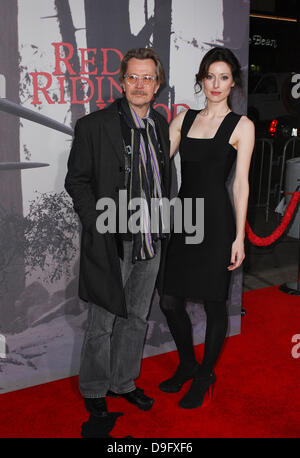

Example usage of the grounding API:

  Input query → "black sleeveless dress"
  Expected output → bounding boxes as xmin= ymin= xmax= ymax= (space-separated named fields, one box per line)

xmin=163 ymin=109 xmax=242 ymax=302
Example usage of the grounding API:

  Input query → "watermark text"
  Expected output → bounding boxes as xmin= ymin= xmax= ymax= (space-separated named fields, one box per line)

xmin=96 ymin=191 xmax=204 ymax=245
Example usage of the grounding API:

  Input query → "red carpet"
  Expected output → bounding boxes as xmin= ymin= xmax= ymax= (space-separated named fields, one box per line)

xmin=0 ymin=286 xmax=299 ymax=438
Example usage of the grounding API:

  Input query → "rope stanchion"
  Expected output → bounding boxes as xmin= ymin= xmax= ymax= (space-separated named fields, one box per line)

xmin=245 ymin=189 xmax=300 ymax=246
xmin=245 ymin=187 xmax=300 ymax=296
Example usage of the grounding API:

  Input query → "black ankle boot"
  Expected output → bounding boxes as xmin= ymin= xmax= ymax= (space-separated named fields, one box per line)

xmin=179 ymin=370 xmax=216 ymax=409
xmin=159 ymin=363 xmax=200 ymax=393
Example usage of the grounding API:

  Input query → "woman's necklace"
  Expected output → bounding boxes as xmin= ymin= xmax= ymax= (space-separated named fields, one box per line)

xmin=201 ymin=107 xmax=230 ymax=117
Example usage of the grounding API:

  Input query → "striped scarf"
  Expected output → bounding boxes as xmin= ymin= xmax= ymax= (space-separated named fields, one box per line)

xmin=119 ymin=97 xmax=163 ymax=262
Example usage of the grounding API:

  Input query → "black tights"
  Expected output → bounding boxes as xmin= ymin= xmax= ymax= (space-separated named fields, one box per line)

xmin=160 ymin=294 xmax=228 ymax=375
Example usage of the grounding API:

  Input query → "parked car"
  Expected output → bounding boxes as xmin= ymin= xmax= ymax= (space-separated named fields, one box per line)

xmin=248 ymin=79 xmax=300 ymax=210
xmin=248 ymin=72 xmax=298 ymax=124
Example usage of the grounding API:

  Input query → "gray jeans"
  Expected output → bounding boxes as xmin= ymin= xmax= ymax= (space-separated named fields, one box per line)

xmin=79 ymin=240 xmax=161 ymax=398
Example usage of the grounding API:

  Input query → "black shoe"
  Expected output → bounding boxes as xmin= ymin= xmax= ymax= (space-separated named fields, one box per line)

xmin=84 ymin=397 xmax=108 ymax=417
xmin=179 ymin=371 xmax=216 ymax=409
xmin=159 ymin=363 xmax=200 ymax=393
xmin=81 ymin=412 xmax=123 ymax=438
xmin=107 ymin=387 xmax=154 ymax=411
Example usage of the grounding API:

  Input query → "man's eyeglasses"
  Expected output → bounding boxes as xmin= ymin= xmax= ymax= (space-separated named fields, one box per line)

xmin=124 ymin=74 xmax=157 ymax=86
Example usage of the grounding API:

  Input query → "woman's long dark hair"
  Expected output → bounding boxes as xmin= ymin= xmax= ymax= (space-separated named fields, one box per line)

xmin=195 ymin=47 xmax=243 ymax=106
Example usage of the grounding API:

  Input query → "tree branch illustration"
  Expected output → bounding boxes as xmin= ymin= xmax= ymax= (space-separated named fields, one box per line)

xmin=0 ymin=191 xmax=80 ymax=294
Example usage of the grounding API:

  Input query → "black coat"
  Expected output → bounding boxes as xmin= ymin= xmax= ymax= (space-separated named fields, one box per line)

xmin=65 ymin=99 xmax=170 ymax=317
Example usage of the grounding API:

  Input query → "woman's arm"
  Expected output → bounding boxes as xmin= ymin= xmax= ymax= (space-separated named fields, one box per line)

xmin=228 ymin=116 xmax=255 ymax=271
xmin=169 ymin=110 xmax=187 ymax=157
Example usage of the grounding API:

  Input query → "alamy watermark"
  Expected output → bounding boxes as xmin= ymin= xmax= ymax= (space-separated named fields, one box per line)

xmin=291 ymin=334 xmax=300 ymax=359
xmin=96 ymin=190 xmax=204 ymax=245
xmin=0 ymin=334 xmax=6 ymax=359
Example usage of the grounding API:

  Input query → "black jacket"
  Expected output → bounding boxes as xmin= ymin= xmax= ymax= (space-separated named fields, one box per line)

xmin=65 ymin=99 xmax=170 ymax=317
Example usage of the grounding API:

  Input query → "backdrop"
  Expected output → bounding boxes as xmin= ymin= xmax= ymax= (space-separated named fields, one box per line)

xmin=0 ymin=0 xmax=250 ymax=393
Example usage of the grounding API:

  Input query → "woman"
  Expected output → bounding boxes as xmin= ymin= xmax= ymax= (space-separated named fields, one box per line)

xmin=159 ymin=47 xmax=254 ymax=409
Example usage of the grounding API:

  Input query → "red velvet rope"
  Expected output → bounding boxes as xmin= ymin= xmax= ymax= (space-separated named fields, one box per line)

xmin=245 ymin=191 xmax=300 ymax=246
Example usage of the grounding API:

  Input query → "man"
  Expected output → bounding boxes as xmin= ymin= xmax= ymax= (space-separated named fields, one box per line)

xmin=65 ymin=48 xmax=170 ymax=418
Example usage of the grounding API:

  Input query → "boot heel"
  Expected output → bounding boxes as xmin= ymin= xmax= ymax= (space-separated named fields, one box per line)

xmin=179 ymin=372 xmax=216 ymax=409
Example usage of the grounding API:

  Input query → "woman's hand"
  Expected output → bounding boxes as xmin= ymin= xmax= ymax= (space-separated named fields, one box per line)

xmin=228 ymin=238 xmax=245 ymax=271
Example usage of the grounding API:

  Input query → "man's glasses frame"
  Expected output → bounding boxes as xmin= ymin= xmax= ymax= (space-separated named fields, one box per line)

xmin=124 ymin=74 xmax=157 ymax=86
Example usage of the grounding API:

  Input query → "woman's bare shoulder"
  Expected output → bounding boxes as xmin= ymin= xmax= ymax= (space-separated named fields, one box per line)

xmin=174 ymin=108 xmax=189 ymax=122
xmin=237 ymin=115 xmax=255 ymax=133
xmin=170 ymin=109 xmax=189 ymax=130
